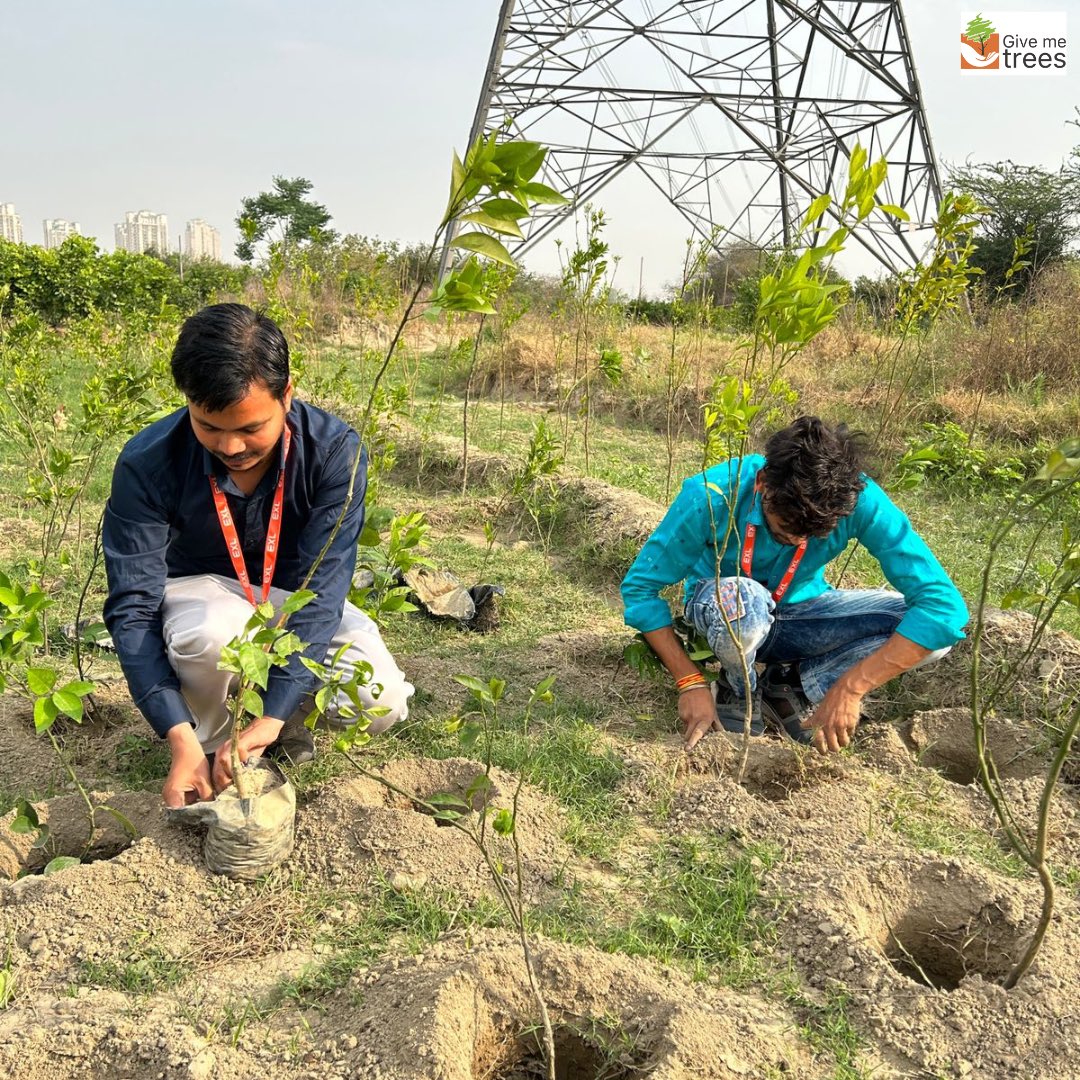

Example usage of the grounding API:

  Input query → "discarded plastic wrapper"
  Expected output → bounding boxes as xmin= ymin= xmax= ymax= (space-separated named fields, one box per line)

xmin=402 ymin=566 xmax=504 ymax=628
xmin=165 ymin=758 xmax=295 ymax=880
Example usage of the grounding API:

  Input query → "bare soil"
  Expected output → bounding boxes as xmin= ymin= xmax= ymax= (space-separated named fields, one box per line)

xmin=1 ymin=603 xmax=1079 ymax=1078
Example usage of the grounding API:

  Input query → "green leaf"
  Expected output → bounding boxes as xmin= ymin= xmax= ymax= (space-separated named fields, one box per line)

xmin=465 ymin=773 xmax=494 ymax=804
xmin=51 ymin=689 xmax=85 ymax=722
xmin=238 ymin=646 xmax=272 ymax=689
xmin=26 ymin=667 xmax=56 ymax=696
xmin=43 ymin=856 xmax=80 ymax=875
xmin=453 ymin=674 xmax=490 ymax=697
xmin=520 ymin=181 xmax=568 ymax=205
xmin=492 ymin=809 xmax=515 ymax=836
xmin=33 ymin=695 xmax=59 ymax=734
xmin=479 ymin=197 xmax=530 ymax=221
xmin=458 ymin=210 xmax=524 ymax=239
xmin=802 ymin=193 xmax=832 ymax=230
xmin=531 ymin=674 xmax=556 ymax=701
xmin=450 ymin=231 xmax=515 ymax=267
xmin=59 ymin=679 xmax=96 ymax=696
xmin=272 ymin=632 xmax=304 ymax=657
xmin=241 ymin=689 xmax=264 ymax=717
xmin=879 ymin=203 xmax=910 ymax=221
xmin=13 ymin=798 xmax=38 ymax=827
xmin=9 ymin=816 xmax=34 ymax=835
xmin=279 ymin=590 xmax=316 ymax=616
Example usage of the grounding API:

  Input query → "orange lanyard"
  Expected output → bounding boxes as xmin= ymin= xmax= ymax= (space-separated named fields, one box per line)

xmin=740 ymin=496 xmax=807 ymax=602
xmin=210 ymin=426 xmax=291 ymax=607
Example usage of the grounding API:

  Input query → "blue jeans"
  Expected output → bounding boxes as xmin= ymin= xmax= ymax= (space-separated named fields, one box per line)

xmin=683 ymin=577 xmax=950 ymax=703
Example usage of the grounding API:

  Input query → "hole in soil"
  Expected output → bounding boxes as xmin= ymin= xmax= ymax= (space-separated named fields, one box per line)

xmin=737 ymin=746 xmax=840 ymax=803
xmin=879 ymin=896 xmax=1017 ymax=990
xmin=20 ymin=836 xmax=132 ymax=876
xmin=908 ymin=710 xmax=1041 ymax=786
xmin=487 ymin=1022 xmax=648 ymax=1080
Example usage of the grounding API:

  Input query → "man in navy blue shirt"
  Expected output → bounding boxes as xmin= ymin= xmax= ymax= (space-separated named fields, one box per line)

xmin=103 ymin=304 xmax=413 ymax=807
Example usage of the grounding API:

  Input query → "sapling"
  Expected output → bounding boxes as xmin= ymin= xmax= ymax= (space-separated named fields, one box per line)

xmin=0 ymin=571 xmax=130 ymax=863
xmin=969 ymin=438 xmax=1080 ymax=988
xmin=335 ymin=672 xmax=560 ymax=1080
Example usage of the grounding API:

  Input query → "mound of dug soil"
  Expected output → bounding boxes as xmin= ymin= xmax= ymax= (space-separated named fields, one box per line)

xmin=292 ymin=757 xmax=573 ymax=903
xmin=0 ymin=932 xmax=824 ymax=1080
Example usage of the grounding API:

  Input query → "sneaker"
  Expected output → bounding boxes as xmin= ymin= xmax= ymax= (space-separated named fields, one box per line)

xmin=760 ymin=663 xmax=814 ymax=745
xmin=712 ymin=670 xmax=764 ymax=736
xmin=265 ymin=722 xmax=316 ymax=766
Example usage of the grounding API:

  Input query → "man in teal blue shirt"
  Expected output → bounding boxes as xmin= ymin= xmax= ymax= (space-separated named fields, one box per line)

xmin=621 ymin=417 xmax=968 ymax=753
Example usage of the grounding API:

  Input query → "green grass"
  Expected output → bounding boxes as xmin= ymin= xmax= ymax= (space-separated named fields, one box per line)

xmin=75 ymin=940 xmax=187 ymax=995
xmin=395 ymin=709 xmax=628 ymax=859
xmin=793 ymin=987 xmax=875 ymax=1080
xmin=112 ymin=733 xmax=172 ymax=789
xmin=879 ymin=772 xmax=1027 ymax=877
xmin=530 ymin=833 xmax=782 ymax=988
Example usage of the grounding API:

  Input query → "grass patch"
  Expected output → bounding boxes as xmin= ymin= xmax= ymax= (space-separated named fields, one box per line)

xmin=879 ymin=774 xmax=1027 ymax=878
xmin=112 ymin=733 xmax=172 ymax=789
xmin=793 ymin=987 xmax=874 ymax=1080
xmin=530 ymin=833 xmax=782 ymax=987
xmin=75 ymin=940 xmax=187 ymax=995
xmin=396 ymin=709 xmax=629 ymax=859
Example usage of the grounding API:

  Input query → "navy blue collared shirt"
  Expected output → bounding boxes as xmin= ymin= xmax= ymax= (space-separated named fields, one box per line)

xmin=103 ymin=399 xmax=365 ymax=738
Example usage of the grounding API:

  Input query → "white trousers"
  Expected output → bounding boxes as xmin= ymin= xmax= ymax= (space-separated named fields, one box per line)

xmin=161 ymin=574 xmax=414 ymax=752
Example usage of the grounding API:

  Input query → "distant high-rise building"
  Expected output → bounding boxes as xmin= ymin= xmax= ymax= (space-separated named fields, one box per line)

xmin=0 ymin=203 xmax=23 ymax=244
xmin=114 ymin=210 xmax=169 ymax=255
xmin=42 ymin=219 xmax=81 ymax=249
xmin=184 ymin=218 xmax=221 ymax=261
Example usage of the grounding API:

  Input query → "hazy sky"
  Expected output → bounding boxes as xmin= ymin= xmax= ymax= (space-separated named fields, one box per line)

xmin=5 ymin=1 xmax=1080 ymax=293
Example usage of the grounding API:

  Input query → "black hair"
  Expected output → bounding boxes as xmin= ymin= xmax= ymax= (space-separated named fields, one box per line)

xmin=759 ymin=416 xmax=868 ymax=537
xmin=171 ymin=303 xmax=290 ymax=412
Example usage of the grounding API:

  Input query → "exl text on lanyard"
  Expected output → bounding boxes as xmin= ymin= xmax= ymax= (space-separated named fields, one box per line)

xmin=210 ymin=425 xmax=292 ymax=607
xmin=740 ymin=488 xmax=807 ymax=602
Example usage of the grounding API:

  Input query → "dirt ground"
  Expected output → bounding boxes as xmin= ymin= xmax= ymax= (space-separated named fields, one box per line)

xmin=2 ymin=512 xmax=1079 ymax=1078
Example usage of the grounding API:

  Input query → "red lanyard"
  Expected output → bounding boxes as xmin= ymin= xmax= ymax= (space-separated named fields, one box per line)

xmin=210 ymin=426 xmax=292 ymax=607
xmin=740 ymin=506 xmax=807 ymax=602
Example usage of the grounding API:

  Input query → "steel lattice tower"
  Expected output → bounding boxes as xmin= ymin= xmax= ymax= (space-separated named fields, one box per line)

xmin=455 ymin=0 xmax=941 ymax=274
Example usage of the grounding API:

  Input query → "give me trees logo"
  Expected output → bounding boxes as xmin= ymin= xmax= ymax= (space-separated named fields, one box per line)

xmin=961 ymin=13 xmax=999 ymax=68
xmin=960 ymin=12 xmax=1068 ymax=74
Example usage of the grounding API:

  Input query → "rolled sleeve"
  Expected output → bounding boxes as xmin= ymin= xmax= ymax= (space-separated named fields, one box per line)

xmin=262 ymin=433 xmax=366 ymax=720
xmin=852 ymin=480 xmax=969 ymax=650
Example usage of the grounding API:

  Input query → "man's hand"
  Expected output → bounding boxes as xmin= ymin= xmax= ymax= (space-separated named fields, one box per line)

xmin=163 ymin=724 xmax=213 ymax=808
xmin=679 ymin=686 xmax=719 ymax=750
xmin=212 ymin=715 xmax=285 ymax=792
xmin=803 ymin=681 xmax=862 ymax=754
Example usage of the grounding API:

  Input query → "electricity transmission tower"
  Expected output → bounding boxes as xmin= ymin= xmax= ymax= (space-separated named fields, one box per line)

xmin=455 ymin=0 xmax=941 ymax=273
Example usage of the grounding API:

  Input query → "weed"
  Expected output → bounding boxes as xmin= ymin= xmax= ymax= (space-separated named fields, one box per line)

xmin=881 ymin=773 xmax=1027 ymax=877
xmin=75 ymin=940 xmax=186 ymax=995
xmin=795 ymin=987 xmax=873 ymax=1080
xmin=113 ymin=732 xmax=171 ymax=788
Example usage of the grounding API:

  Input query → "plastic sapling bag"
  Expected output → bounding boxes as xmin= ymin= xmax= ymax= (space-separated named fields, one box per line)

xmin=166 ymin=758 xmax=295 ymax=880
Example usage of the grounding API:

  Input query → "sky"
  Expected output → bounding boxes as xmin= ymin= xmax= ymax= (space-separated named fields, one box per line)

xmin=4 ymin=0 xmax=1080 ymax=294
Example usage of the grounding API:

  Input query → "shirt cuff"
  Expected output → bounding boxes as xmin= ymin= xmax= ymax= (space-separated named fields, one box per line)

xmin=263 ymin=672 xmax=313 ymax=724
xmin=137 ymin=686 xmax=195 ymax=739
xmin=623 ymin=598 xmax=675 ymax=634
xmin=896 ymin=607 xmax=967 ymax=652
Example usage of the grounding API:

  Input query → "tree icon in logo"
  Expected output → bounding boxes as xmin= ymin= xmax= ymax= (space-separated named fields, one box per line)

xmin=961 ymin=12 xmax=999 ymax=69
xmin=965 ymin=13 xmax=996 ymax=56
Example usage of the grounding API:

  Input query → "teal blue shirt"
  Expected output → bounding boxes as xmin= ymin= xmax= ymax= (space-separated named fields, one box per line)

xmin=620 ymin=455 xmax=968 ymax=651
